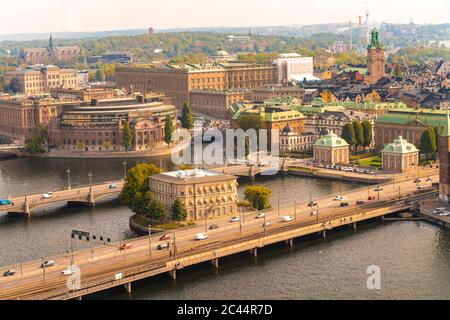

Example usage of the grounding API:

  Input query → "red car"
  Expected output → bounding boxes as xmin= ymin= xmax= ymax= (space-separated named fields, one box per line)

xmin=159 ymin=235 xmax=171 ymax=241
xmin=119 ymin=243 xmax=132 ymax=251
xmin=368 ymin=196 xmax=376 ymax=201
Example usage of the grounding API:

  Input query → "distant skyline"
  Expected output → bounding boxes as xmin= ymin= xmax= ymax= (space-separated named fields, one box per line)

xmin=1 ymin=0 xmax=449 ymax=35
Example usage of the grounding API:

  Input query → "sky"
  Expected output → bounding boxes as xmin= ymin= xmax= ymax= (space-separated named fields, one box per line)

xmin=1 ymin=0 xmax=449 ymax=35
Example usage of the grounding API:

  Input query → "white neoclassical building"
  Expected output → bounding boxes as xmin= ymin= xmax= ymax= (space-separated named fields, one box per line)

xmin=381 ymin=136 xmax=419 ymax=173
xmin=313 ymin=132 xmax=350 ymax=165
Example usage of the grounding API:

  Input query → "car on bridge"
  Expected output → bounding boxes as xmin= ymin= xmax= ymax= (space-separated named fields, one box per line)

xmin=2 ymin=269 xmax=16 ymax=277
xmin=375 ymin=187 xmax=383 ymax=192
xmin=255 ymin=213 xmax=265 ymax=219
xmin=230 ymin=216 xmax=241 ymax=223
xmin=308 ymin=201 xmax=317 ymax=207
xmin=281 ymin=216 xmax=294 ymax=222
xmin=157 ymin=243 xmax=170 ymax=250
xmin=340 ymin=202 xmax=350 ymax=207
xmin=356 ymin=201 xmax=367 ymax=206
xmin=209 ymin=224 xmax=219 ymax=230
xmin=0 ymin=199 xmax=12 ymax=206
xmin=119 ymin=243 xmax=132 ymax=251
xmin=41 ymin=260 xmax=55 ymax=268
xmin=42 ymin=192 xmax=53 ymax=199
xmin=334 ymin=195 xmax=347 ymax=201
xmin=438 ymin=211 xmax=450 ymax=217
xmin=61 ymin=267 xmax=77 ymax=276
xmin=109 ymin=184 xmax=118 ymax=189
xmin=159 ymin=234 xmax=171 ymax=241
xmin=194 ymin=233 xmax=208 ymax=241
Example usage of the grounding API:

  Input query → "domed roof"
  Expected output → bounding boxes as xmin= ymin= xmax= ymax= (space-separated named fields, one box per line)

xmin=314 ymin=132 xmax=349 ymax=148
xmin=215 ymin=45 xmax=229 ymax=57
xmin=382 ymin=136 xmax=419 ymax=154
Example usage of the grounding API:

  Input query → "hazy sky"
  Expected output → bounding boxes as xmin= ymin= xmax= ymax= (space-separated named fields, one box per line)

xmin=1 ymin=0 xmax=449 ymax=34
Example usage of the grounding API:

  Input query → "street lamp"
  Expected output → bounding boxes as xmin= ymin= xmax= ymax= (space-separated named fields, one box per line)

xmin=88 ymin=172 xmax=93 ymax=190
xmin=123 ymin=161 xmax=127 ymax=180
xmin=23 ymin=183 xmax=28 ymax=201
xmin=148 ymin=226 xmax=152 ymax=256
xmin=6 ymin=177 xmax=11 ymax=200
xmin=66 ymin=168 xmax=71 ymax=190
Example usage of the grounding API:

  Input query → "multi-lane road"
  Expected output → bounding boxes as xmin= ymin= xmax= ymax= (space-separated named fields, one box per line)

xmin=0 ymin=175 xmax=438 ymax=299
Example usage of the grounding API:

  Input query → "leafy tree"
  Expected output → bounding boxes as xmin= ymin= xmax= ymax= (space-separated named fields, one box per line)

xmin=171 ymin=199 xmax=188 ymax=224
xmin=181 ymin=102 xmax=194 ymax=130
xmin=120 ymin=163 xmax=161 ymax=208
xmin=144 ymin=198 xmax=168 ymax=222
xmin=393 ymin=64 xmax=403 ymax=79
xmin=352 ymin=121 xmax=364 ymax=151
xmin=164 ymin=115 xmax=174 ymax=146
xmin=341 ymin=124 xmax=356 ymax=150
xmin=419 ymin=128 xmax=437 ymax=161
xmin=244 ymin=186 xmax=272 ymax=210
xmin=433 ymin=127 xmax=441 ymax=153
xmin=95 ymin=69 xmax=105 ymax=82
xmin=8 ymin=78 xmax=20 ymax=93
xmin=236 ymin=114 xmax=266 ymax=131
xmin=361 ymin=121 xmax=373 ymax=151
xmin=24 ymin=125 xmax=47 ymax=154
xmin=122 ymin=121 xmax=132 ymax=151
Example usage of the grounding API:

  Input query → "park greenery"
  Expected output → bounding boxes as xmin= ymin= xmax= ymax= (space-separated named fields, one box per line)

xmin=164 ymin=115 xmax=174 ymax=146
xmin=244 ymin=186 xmax=272 ymax=211
xmin=419 ymin=128 xmax=438 ymax=161
xmin=120 ymin=163 xmax=190 ymax=224
xmin=122 ymin=122 xmax=132 ymax=151
xmin=24 ymin=125 xmax=47 ymax=154
xmin=181 ymin=102 xmax=194 ymax=130
xmin=341 ymin=120 xmax=373 ymax=153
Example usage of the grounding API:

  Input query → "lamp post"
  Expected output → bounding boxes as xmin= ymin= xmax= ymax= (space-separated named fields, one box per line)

xmin=23 ymin=183 xmax=28 ymax=202
xmin=6 ymin=177 xmax=11 ymax=200
xmin=148 ymin=226 xmax=152 ymax=256
xmin=123 ymin=161 xmax=127 ymax=180
xmin=66 ymin=168 xmax=71 ymax=191
xmin=88 ymin=172 xmax=93 ymax=190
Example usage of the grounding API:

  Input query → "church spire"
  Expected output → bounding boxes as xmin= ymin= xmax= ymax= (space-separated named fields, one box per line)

xmin=48 ymin=33 xmax=55 ymax=51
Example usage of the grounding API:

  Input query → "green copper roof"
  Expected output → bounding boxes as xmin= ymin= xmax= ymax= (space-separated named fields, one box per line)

xmin=376 ymin=108 xmax=450 ymax=136
xmin=314 ymin=132 xmax=349 ymax=148
xmin=367 ymin=28 xmax=384 ymax=50
xmin=382 ymin=136 xmax=419 ymax=154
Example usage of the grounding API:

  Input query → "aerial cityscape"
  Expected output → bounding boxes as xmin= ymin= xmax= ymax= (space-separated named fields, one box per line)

xmin=0 ymin=0 xmax=449 ymax=306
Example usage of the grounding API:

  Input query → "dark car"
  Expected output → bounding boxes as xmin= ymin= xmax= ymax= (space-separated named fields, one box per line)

xmin=356 ymin=201 xmax=366 ymax=206
xmin=340 ymin=202 xmax=349 ymax=207
xmin=3 ymin=270 xmax=16 ymax=277
xmin=209 ymin=224 xmax=219 ymax=230
xmin=414 ymin=178 xmax=422 ymax=183
xmin=308 ymin=201 xmax=318 ymax=207
xmin=159 ymin=235 xmax=171 ymax=241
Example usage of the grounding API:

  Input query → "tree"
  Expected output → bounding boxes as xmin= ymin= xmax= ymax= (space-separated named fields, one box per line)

xmin=164 ymin=115 xmax=174 ymax=146
xmin=181 ymin=102 xmax=194 ymax=130
xmin=244 ymin=186 xmax=272 ymax=210
xmin=122 ymin=122 xmax=132 ymax=151
xmin=361 ymin=121 xmax=373 ymax=151
xmin=352 ymin=121 xmax=364 ymax=152
xmin=419 ymin=128 xmax=437 ymax=161
xmin=24 ymin=125 xmax=47 ymax=154
xmin=95 ymin=69 xmax=105 ymax=82
xmin=144 ymin=198 xmax=168 ymax=222
xmin=120 ymin=163 xmax=161 ymax=208
xmin=393 ymin=64 xmax=403 ymax=79
xmin=341 ymin=124 xmax=356 ymax=151
xmin=171 ymin=199 xmax=188 ymax=224
xmin=236 ymin=114 xmax=266 ymax=131
xmin=433 ymin=127 xmax=441 ymax=154
xmin=8 ymin=78 xmax=20 ymax=93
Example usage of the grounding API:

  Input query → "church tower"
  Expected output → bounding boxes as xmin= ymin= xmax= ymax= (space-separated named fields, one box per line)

xmin=439 ymin=110 xmax=450 ymax=202
xmin=365 ymin=29 xmax=385 ymax=85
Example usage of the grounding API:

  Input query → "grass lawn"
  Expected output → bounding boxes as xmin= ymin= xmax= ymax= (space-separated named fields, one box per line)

xmin=358 ymin=156 xmax=382 ymax=167
xmin=132 ymin=215 xmax=196 ymax=230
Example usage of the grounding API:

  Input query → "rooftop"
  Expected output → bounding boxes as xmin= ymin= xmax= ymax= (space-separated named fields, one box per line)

xmin=314 ymin=132 xmax=349 ymax=148
xmin=382 ymin=136 xmax=419 ymax=154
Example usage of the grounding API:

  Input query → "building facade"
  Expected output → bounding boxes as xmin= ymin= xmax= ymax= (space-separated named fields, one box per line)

xmin=273 ymin=53 xmax=314 ymax=84
xmin=439 ymin=114 xmax=450 ymax=202
xmin=48 ymin=93 xmax=177 ymax=152
xmin=280 ymin=125 xmax=314 ymax=153
xmin=313 ymin=132 xmax=350 ymax=165
xmin=149 ymin=169 xmax=238 ymax=221
xmin=381 ymin=136 xmax=419 ymax=173
xmin=4 ymin=65 xmax=78 ymax=96
xmin=250 ymin=86 xmax=305 ymax=102
xmin=189 ymin=89 xmax=246 ymax=118
xmin=20 ymin=34 xmax=81 ymax=65
xmin=365 ymin=29 xmax=386 ymax=85
xmin=0 ymin=95 xmax=79 ymax=140
xmin=116 ymin=62 xmax=277 ymax=107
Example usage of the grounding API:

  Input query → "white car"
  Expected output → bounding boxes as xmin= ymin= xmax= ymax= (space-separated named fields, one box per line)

xmin=439 ymin=211 xmax=450 ymax=217
xmin=255 ymin=213 xmax=265 ymax=219
xmin=281 ymin=216 xmax=294 ymax=223
xmin=61 ymin=267 xmax=77 ymax=275
xmin=375 ymin=187 xmax=384 ymax=192
xmin=41 ymin=260 xmax=55 ymax=268
xmin=194 ymin=233 xmax=208 ymax=241
xmin=230 ymin=216 xmax=241 ymax=223
xmin=334 ymin=195 xmax=347 ymax=201
xmin=262 ymin=222 xmax=272 ymax=228
xmin=42 ymin=192 xmax=53 ymax=199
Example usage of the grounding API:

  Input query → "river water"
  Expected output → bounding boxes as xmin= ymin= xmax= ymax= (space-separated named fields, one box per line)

xmin=0 ymin=157 xmax=449 ymax=300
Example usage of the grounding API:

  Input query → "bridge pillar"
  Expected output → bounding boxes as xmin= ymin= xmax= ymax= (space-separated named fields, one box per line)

xmin=169 ymin=269 xmax=177 ymax=280
xmin=23 ymin=198 xmax=31 ymax=218
xmin=124 ymin=282 xmax=132 ymax=294
xmin=87 ymin=189 xmax=95 ymax=208
xmin=321 ymin=230 xmax=327 ymax=238
xmin=76 ymin=296 xmax=83 ymax=301
xmin=286 ymin=239 xmax=294 ymax=248
xmin=249 ymin=165 xmax=256 ymax=179
xmin=211 ymin=258 xmax=219 ymax=269
xmin=249 ymin=248 xmax=258 ymax=257
xmin=352 ymin=222 xmax=357 ymax=230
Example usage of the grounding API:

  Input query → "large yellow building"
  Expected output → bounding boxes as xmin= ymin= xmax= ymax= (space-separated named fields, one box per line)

xmin=149 ymin=169 xmax=238 ymax=221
